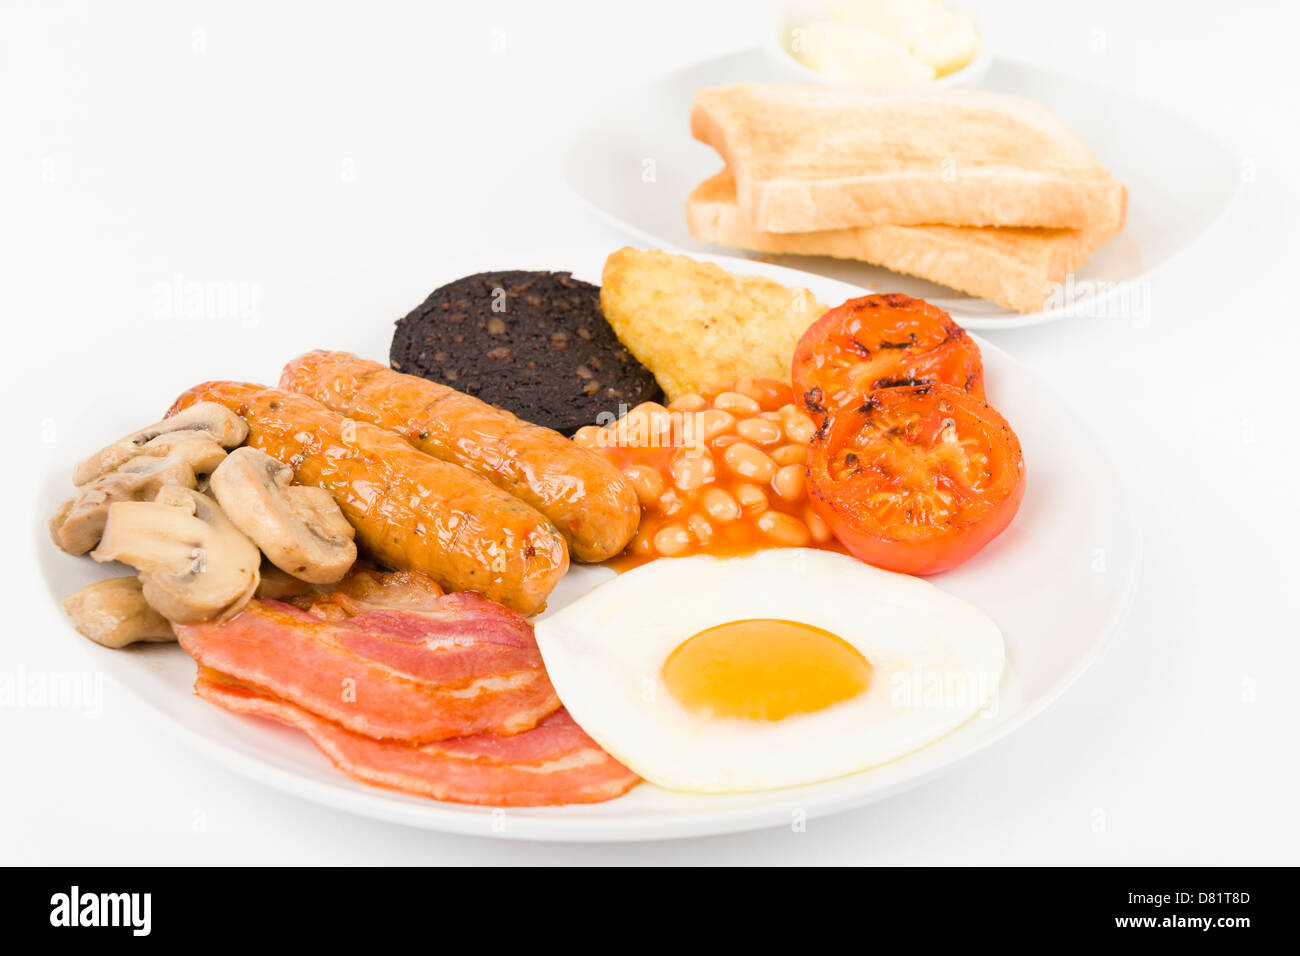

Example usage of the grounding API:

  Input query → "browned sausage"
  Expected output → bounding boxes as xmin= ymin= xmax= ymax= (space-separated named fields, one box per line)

xmin=168 ymin=382 xmax=568 ymax=616
xmin=278 ymin=350 xmax=640 ymax=563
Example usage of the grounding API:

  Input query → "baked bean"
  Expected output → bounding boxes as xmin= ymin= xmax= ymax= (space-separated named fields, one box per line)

xmin=668 ymin=393 xmax=707 ymax=413
xmin=784 ymin=412 xmax=816 ymax=444
xmin=771 ymin=443 xmax=807 ymax=466
xmin=772 ymin=464 xmax=805 ymax=501
xmin=701 ymin=487 xmax=740 ymax=522
xmin=629 ymin=402 xmax=674 ymax=446
xmin=631 ymin=400 xmax=669 ymax=416
xmin=592 ymin=377 xmax=841 ymax=565
xmin=724 ymin=442 xmax=777 ymax=482
xmin=735 ymin=483 xmax=768 ymax=514
xmin=736 ymin=417 xmax=783 ymax=446
xmin=750 ymin=379 xmax=791 ymax=408
xmin=669 ymin=448 xmax=716 ymax=492
xmin=630 ymin=528 xmax=655 ymax=556
xmin=757 ymin=510 xmax=811 ymax=546
xmin=733 ymin=377 xmax=766 ymax=402
xmin=658 ymin=489 xmax=687 ymax=516
xmin=606 ymin=417 xmax=632 ymax=447
xmin=687 ymin=513 xmax=713 ymax=545
xmin=653 ymin=523 xmax=693 ymax=557
xmin=805 ymin=506 xmax=832 ymax=544
xmin=690 ymin=408 xmax=737 ymax=443
xmin=713 ymin=391 xmax=761 ymax=415
xmin=623 ymin=464 xmax=665 ymax=507
xmin=605 ymin=419 xmax=630 ymax=447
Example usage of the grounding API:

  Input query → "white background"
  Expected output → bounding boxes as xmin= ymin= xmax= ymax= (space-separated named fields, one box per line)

xmin=3 ymin=0 xmax=1297 ymax=865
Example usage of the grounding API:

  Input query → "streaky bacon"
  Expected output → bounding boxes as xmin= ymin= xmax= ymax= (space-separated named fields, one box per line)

xmin=174 ymin=571 xmax=560 ymax=742
xmin=196 ymin=670 xmax=640 ymax=807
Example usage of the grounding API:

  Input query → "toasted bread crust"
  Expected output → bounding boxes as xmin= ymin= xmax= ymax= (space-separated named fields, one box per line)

xmin=691 ymin=85 xmax=1126 ymax=233
xmin=687 ymin=169 xmax=1125 ymax=313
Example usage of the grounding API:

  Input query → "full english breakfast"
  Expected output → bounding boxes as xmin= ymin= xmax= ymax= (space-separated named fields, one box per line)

xmin=50 ymin=248 xmax=1023 ymax=808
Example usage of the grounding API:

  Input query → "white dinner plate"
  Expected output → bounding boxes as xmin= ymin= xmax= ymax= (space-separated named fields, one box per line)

xmin=36 ymin=248 xmax=1139 ymax=841
xmin=566 ymin=49 xmax=1239 ymax=329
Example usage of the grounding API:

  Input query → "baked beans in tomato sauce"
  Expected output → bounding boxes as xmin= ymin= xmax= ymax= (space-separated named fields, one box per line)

xmin=574 ymin=378 xmax=843 ymax=568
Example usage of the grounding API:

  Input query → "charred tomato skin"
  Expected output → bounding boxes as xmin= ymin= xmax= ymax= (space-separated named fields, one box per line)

xmin=807 ymin=384 xmax=1025 ymax=575
xmin=793 ymin=293 xmax=985 ymax=421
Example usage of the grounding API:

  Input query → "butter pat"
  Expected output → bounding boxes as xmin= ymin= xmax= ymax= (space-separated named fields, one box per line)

xmin=796 ymin=22 xmax=936 ymax=86
xmin=795 ymin=0 xmax=980 ymax=84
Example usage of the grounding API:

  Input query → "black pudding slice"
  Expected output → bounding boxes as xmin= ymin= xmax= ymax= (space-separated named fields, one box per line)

xmin=390 ymin=270 xmax=663 ymax=435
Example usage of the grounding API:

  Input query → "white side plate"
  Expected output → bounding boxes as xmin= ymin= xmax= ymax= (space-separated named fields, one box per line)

xmin=37 ymin=249 xmax=1139 ymax=841
xmin=566 ymin=49 xmax=1238 ymax=329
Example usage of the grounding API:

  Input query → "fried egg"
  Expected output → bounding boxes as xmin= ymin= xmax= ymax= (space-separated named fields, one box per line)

xmin=535 ymin=549 xmax=1005 ymax=793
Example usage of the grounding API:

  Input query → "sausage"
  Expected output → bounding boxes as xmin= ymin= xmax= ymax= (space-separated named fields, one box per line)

xmin=278 ymin=351 xmax=640 ymax=563
xmin=168 ymin=382 xmax=568 ymax=616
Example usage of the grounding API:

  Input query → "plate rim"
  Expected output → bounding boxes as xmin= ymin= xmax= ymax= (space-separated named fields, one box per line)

xmin=37 ymin=247 xmax=1142 ymax=842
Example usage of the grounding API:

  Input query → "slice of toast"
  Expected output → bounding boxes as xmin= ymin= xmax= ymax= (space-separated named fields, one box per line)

xmin=600 ymin=247 xmax=825 ymax=399
xmin=686 ymin=169 xmax=1125 ymax=313
xmin=691 ymin=84 xmax=1126 ymax=233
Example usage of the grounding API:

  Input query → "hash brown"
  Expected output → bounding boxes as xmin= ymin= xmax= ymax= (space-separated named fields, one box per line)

xmin=599 ymin=248 xmax=826 ymax=400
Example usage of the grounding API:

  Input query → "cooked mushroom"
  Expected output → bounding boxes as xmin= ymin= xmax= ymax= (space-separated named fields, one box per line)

xmin=138 ymin=431 xmax=230 ymax=479
xmin=61 ymin=577 xmax=175 ymax=648
xmin=74 ymin=428 xmax=233 ymax=489
xmin=74 ymin=402 xmax=248 ymax=485
xmin=208 ymin=447 xmax=356 ymax=584
xmin=50 ymin=454 xmax=199 ymax=555
xmin=91 ymin=485 xmax=261 ymax=622
xmin=255 ymin=561 xmax=320 ymax=601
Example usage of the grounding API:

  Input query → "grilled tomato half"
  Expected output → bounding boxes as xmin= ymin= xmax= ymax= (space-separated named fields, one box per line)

xmin=807 ymin=384 xmax=1025 ymax=575
xmin=793 ymin=293 xmax=984 ymax=420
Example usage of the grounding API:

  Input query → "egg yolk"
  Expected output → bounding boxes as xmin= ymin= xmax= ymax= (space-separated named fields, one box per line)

xmin=662 ymin=619 xmax=871 ymax=721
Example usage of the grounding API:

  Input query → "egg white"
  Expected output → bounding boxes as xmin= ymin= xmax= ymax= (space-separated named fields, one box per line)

xmin=535 ymin=549 xmax=1005 ymax=794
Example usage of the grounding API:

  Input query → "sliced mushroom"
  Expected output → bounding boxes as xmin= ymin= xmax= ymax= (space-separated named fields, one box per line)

xmin=255 ymin=561 xmax=320 ymax=601
xmin=91 ymin=485 xmax=261 ymax=622
xmin=61 ymin=577 xmax=175 ymax=648
xmin=74 ymin=402 xmax=248 ymax=485
xmin=74 ymin=429 xmax=232 ymax=490
xmin=146 ymin=432 xmax=230 ymax=479
xmin=50 ymin=454 xmax=199 ymax=555
xmin=208 ymin=447 xmax=356 ymax=584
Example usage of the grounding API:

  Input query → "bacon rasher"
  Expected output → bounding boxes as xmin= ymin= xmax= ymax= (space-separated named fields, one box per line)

xmin=196 ymin=670 xmax=640 ymax=806
xmin=174 ymin=571 xmax=560 ymax=742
